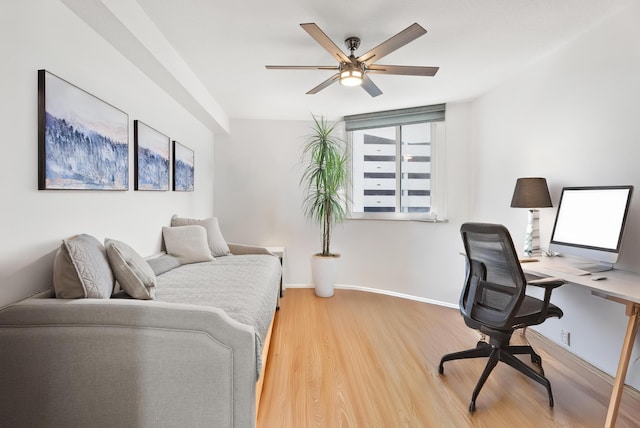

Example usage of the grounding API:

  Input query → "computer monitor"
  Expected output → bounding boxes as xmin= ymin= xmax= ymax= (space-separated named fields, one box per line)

xmin=549 ymin=185 xmax=633 ymax=272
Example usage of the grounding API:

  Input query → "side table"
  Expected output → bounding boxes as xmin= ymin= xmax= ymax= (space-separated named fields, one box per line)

xmin=265 ymin=246 xmax=285 ymax=298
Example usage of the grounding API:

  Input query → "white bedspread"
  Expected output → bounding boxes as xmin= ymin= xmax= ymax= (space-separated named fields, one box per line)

xmin=154 ymin=254 xmax=281 ymax=376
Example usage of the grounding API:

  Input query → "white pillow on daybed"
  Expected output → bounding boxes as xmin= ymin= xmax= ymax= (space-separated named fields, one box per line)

xmin=53 ymin=234 xmax=115 ymax=299
xmin=162 ymin=225 xmax=214 ymax=265
xmin=105 ymin=238 xmax=156 ymax=300
xmin=171 ymin=215 xmax=231 ymax=257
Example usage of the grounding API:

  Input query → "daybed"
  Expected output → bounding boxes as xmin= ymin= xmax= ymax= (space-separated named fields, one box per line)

xmin=0 ymin=217 xmax=281 ymax=428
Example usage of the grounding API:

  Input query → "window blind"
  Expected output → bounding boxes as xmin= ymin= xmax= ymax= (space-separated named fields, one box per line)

xmin=344 ymin=104 xmax=446 ymax=131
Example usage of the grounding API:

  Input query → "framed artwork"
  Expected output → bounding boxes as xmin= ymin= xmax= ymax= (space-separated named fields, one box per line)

xmin=38 ymin=70 xmax=129 ymax=190
xmin=134 ymin=120 xmax=170 ymax=191
xmin=173 ymin=141 xmax=194 ymax=192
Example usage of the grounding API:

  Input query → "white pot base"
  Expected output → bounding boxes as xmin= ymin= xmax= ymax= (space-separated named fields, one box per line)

xmin=311 ymin=254 xmax=339 ymax=298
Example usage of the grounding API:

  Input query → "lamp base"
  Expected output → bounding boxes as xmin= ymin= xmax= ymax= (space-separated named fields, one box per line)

xmin=523 ymin=209 xmax=542 ymax=257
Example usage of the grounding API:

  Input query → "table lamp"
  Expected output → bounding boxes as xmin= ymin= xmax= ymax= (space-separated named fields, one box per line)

xmin=510 ymin=177 xmax=552 ymax=257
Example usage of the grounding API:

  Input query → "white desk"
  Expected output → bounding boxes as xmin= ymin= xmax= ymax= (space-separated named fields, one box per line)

xmin=523 ymin=257 xmax=640 ymax=428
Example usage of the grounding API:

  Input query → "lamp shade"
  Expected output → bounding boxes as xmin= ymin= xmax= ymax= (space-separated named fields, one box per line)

xmin=510 ymin=177 xmax=552 ymax=208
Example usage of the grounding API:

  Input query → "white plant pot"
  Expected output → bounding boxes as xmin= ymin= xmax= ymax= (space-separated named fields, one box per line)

xmin=311 ymin=254 xmax=340 ymax=298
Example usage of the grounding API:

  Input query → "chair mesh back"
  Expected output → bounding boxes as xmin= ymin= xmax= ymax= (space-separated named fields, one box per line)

xmin=460 ymin=223 xmax=526 ymax=328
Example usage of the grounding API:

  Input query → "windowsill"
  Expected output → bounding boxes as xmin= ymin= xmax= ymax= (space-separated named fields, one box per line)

xmin=347 ymin=212 xmax=448 ymax=223
xmin=411 ymin=217 xmax=448 ymax=223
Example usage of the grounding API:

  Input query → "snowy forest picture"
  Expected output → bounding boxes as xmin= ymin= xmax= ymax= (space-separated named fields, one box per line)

xmin=134 ymin=121 xmax=170 ymax=191
xmin=38 ymin=70 xmax=129 ymax=190
xmin=173 ymin=141 xmax=194 ymax=192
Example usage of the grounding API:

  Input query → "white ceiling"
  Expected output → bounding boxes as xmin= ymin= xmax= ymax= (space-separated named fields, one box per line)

xmin=135 ymin=0 xmax=631 ymax=121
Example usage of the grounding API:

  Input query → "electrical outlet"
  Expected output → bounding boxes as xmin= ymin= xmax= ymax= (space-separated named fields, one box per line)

xmin=561 ymin=329 xmax=571 ymax=346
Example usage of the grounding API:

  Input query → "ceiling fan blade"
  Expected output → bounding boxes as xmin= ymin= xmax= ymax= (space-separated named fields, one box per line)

xmin=300 ymin=23 xmax=352 ymax=64
xmin=306 ymin=73 xmax=340 ymax=94
xmin=358 ymin=23 xmax=427 ymax=66
xmin=367 ymin=64 xmax=439 ymax=76
xmin=361 ymin=74 xmax=383 ymax=97
xmin=266 ymin=65 xmax=339 ymax=70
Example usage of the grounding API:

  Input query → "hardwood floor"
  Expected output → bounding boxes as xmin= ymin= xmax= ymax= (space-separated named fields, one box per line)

xmin=257 ymin=288 xmax=640 ymax=428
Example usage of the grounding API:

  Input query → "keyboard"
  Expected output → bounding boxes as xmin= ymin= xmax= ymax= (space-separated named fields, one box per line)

xmin=546 ymin=264 xmax=591 ymax=276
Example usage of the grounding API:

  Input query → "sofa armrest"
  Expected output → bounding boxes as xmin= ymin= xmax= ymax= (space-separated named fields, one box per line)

xmin=228 ymin=243 xmax=276 ymax=256
xmin=0 ymin=299 xmax=257 ymax=428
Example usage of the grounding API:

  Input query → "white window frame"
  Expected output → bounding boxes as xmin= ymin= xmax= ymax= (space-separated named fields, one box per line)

xmin=344 ymin=104 xmax=447 ymax=222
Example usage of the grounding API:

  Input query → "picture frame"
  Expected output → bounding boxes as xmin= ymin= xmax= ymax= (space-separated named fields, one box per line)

xmin=134 ymin=120 xmax=170 ymax=191
xmin=173 ymin=141 xmax=194 ymax=192
xmin=38 ymin=69 xmax=129 ymax=190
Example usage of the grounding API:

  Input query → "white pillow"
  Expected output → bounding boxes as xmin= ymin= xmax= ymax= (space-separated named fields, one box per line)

xmin=171 ymin=215 xmax=231 ymax=257
xmin=104 ymin=239 xmax=156 ymax=300
xmin=162 ymin=225 xmax=215 ymax=264
xmin=53 ymin=234 xmax=114 ymax=299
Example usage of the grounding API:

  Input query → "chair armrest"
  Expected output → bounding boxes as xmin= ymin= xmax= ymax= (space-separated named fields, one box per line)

xmin=526 ymin=277 xmax=565 ymax=322
xmin=527 ymin=277 xmax=565 ymax=289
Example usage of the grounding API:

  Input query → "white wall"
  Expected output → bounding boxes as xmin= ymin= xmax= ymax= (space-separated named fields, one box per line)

xmin=0 ymin=0 xmax=215 ymax=307
xmin=215 ymin=102 xmax=471 ymax=305
xmin=469 ymin=2 xmax=640 ymax=387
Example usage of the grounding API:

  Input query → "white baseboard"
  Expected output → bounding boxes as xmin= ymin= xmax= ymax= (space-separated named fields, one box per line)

xmin=283 ymin=283 xmax=459 ymax=310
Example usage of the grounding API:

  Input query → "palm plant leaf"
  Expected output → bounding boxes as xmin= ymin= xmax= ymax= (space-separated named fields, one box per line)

xmin=300 ymin=115 xmax=349 ymax=256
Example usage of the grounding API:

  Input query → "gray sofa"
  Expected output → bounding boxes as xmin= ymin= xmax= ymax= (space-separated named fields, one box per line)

xmin=0 ymin=243 xmax=281 ymax=428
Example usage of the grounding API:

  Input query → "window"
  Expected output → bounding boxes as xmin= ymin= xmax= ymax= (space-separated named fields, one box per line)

xmin=345 ymin=104 xmax=446 ymax=221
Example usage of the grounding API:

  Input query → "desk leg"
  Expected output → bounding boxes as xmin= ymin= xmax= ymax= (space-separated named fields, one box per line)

xmin=605 ymin=303 xmax=640 ymax=428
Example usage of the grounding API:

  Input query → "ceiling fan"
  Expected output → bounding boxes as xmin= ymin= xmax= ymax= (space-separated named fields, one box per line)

xmin=265 ymin=22 xmax=439 ymax=97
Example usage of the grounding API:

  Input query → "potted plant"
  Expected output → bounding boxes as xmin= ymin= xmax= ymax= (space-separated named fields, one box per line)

xmin=300 ymin=115 xmax=349 ymax=297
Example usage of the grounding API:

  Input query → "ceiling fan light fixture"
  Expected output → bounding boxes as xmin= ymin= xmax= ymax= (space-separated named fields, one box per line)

xmin=266 ymin=23 xmax=437 ymax=96
xmin=339 ymin=63 xmax=363 ymax=86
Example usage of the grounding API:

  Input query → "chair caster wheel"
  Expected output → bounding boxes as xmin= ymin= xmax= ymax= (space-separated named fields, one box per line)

xmin=438 ymin=363 xmax=444 ymax=374
xmin=469 ymin=401 xmax=476 ymax=413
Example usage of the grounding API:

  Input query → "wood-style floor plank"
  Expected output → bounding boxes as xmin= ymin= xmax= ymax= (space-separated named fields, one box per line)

xmin=257 ymin=288 xmax=640 ymax=427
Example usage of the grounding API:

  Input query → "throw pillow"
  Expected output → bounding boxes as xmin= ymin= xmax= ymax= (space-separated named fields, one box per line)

xmin=162 ymin=225 xmax=215 ymax=264
xmin=171 ymin=215 xmax=231 ymax=257
xmin=104 ymin=239 xmax=156 ymax=300
xmin=53 ymin=234 xmax=115 ymax=299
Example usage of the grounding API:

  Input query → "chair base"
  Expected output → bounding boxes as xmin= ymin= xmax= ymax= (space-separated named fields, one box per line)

xmin=439 ymin=338 xmax=554 ymax=412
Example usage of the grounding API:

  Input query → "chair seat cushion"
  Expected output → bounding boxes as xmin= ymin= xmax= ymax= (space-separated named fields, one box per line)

xmin=515 ymin=295 xmax=563 ymax=326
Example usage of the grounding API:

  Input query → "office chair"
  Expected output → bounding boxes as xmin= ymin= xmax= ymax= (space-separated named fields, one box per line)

xmin=439 ymin=222 xmax=564 ymax=412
